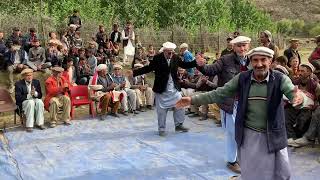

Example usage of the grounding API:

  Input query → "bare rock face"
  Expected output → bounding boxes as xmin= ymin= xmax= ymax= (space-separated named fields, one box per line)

xmin=252 ymin=0 xmax=320 ymax=21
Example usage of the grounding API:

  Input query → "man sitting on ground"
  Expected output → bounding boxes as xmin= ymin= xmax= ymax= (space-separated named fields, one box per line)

xmin=15 ymin=69 xmax=45 ymax=132
xmin=286 ymin=63 xmax=320 ymax=144
xmin=27 ymin=39 xmax=47 ymax=71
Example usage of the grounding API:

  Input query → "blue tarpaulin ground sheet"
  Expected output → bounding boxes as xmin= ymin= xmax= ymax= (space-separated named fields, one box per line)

xmin=0 ymin=111 xmax=319 ymax=180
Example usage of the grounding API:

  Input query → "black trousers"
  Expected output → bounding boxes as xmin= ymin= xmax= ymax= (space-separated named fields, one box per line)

xmin=285 ymin=105 xmax=312 ymax=139
xmin=304 ymin=106 xmax=320 ymax=140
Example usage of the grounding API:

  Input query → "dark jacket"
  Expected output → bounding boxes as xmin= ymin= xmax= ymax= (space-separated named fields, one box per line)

xmin=133 ymin=52 xmax=197 ymax=93
xmin=236 ymin=70 xmax=287 ymax=153
xmin=110 ymin=31 xmax=121 ymax=43
xmin=284 ymin=47 xmax=301 ymax=67
xmin=15 ymin=79 xmax=42 ymax=112
xmin=198 ymin=52 xmax=249 ymax=113
xmin=4 ymin=49 xmax=28 ymax=66
xmin=68 ymin=15 xmax=81 ymax=26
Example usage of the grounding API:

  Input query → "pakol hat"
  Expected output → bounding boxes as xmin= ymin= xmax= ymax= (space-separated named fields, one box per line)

xmin=96 ymin=64 xmax=107 ymax=71
xmin=247 ymin=47 xmax=274 ymax=59
xmin=51 ymin=66 xmax=64 ymax=72
xmin=300 ymin=62 xmax=315 ymax=72
xmin=20 ymin=68 xmax=33 ymax=75
xmin=230 ymin=36 xmax=251 ymax=44
xmin=162 ymin=42 xmax=177 ymax=50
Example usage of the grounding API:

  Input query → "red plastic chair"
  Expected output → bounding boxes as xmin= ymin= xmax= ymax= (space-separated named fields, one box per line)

xmin=70 ymin=85 xmax=95 ymax=119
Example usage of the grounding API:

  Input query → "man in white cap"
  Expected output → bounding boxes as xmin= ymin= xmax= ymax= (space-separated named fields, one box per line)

xmin=44 ymin=67 xmax=71 ymax=128
xmin=96 ymin=64 xmax=121 ymax=119
xmin=179 ymin=43 xmax=195 ymax=76
xmin=129 ymin=41 xmax=198 ymax=136
xmin=195 ymin=35 xmax=251 ymax=173
xmin=15 ymin=68 xmax=45 ymax=132
xmin=286 ymin=62 xmax=320 ymax=145
xmin=128 ymin=63 xmax=154 ymax=110
xmin=112 ymin=64 xmax=138 ymax=115
xmin=177 ymin=46 xmax=306 ymax=180
xmin=284 ymin=39 xmax=301 ymax=66
xmin=260 ymin=30 xmax=279 ymax=61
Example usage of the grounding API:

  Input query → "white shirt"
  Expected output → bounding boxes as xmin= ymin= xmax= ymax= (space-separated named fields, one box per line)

xmin=25 ymin=80 xmax=38 ymax=99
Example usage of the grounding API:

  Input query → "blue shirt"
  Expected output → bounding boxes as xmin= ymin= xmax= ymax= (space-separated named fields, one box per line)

xmin=183 ymin=50 xmax=194 ymax=76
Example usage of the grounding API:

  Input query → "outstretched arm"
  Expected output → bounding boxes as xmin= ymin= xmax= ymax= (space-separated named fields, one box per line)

xmin=133 ymin=59 xmax=155 ymax=76
xmin=176 ymin=74 xmax=239 ymax=108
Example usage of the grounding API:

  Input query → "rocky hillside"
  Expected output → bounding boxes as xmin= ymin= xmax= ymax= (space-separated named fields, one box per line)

xmin=252 ymin=0 xmax=320 ymax=21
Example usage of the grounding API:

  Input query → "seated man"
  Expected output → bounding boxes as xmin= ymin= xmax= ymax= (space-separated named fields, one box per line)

xmin=290 ymin=106 xmax=320 ymax=147
xmin=44 ymin=67 xmax=71 ymax=128
xmin=177 ymin=67 xmax=196 ymax=97
xmin=286 ymin=63 xmax=320 ymax=143
xmin=128 ymin=63 xmax=154 ymax=110
xmin=5 ymin=42 xmax=28 ymax=93
xmin=27 ymin=39 xmax=47 ymax=71
xmin=112 ymin=64 xmax=138 ymax=115
xmin=96 ymin=64 xmax=121 ymax=119
xmin=192 ymin=74 xmax=218 ymax=121
xmin=15 ymin=69 xmax=45 ymax=132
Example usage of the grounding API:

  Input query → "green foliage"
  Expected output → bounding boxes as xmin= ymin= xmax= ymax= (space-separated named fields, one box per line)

xmin=0 ymin=0 xmax=275 ymax=33
xmin=309 ymin=25 xmax=320 ymax=37
xmin=277 ymin=18 xmax=292 ymax=34
xmin=291 ymin=19 xmax=305 ymax=35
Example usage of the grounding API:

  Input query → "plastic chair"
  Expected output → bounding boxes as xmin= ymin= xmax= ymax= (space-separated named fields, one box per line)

xmin=0 ymin=88 xmax=19 ymax=131
xmin=70 ymin=85 xmax=95 ymax=119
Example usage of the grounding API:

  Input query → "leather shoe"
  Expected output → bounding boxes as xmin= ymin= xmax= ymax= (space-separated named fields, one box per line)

xmin=227 ymin=162 xmax=241 ymax=174
xmin=111 ymin=113 xmax=120 ymax=118
xmin=175 ymin=124 xmax=189 ymax=132
xmin=159 ymin=131 xmax=166 ymax=137
xmin=36 ymin=125 xmax=46 ymax=130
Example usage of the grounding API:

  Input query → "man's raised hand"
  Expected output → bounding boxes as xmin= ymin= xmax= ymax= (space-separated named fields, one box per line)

xmin=196 ymin=55 xmax=206 ymax=67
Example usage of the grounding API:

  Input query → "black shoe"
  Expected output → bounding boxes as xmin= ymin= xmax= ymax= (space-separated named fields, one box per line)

xmin=175 ymin=124 xmax=189 ymax=132
xmin=133 ymin=110 xmax=139 ymax=114
xmin=99 ymin=114 xmax=107 ymax=121
xmin=64 ymin=121 xmax=71 ymax=126
xmin=146 ymin=105 xmax=153 ymax=110
xmin=185 ymin=111 xmax=194 ymax=115
xmin=188 ymin=113 xmax=199 ymax=118
xmin=137 ymin=107 xmax=145 ymax=112
xmin=199 ymin=115 xmax=208 ymax=121
xmin=111 ymin=113 xmax=120 ymax=118
xmin=120 ymin=111 xmax=129 ymax=116
xmin=36 ymin=125 xmax=46 ymax=130
xmin=159 ymin=131 xmax=166 ymax=137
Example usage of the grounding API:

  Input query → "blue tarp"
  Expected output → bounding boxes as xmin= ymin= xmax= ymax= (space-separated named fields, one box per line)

xmin=1 ymin=111 xmax=319 ymax=180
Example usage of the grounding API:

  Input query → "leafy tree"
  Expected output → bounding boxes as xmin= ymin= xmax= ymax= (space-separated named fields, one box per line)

xmin=276 ymin=18 xmax=292 ymax=34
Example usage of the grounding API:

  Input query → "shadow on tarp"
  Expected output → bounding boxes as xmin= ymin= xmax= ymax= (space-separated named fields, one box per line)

xmin=0 ymin=111 xmax=319 ymax=180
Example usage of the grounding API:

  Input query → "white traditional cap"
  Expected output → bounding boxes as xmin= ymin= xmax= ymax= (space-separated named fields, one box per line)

xmin=69 ymin=24 xmax=77 ymax=29
xmin=300 ymin=62 xmax=315 ymax=72
xmin=159 ymin=47 xmax=164 ymax=53
xmin=247 ymin=47 xmax=274 ymax=59
xmin=162 ymin=42 xmax=176 ymax=50
xmin=96 ymin=64 xmax=107 ymax=71
xmin=179 ymin=43 xmax=188 ymax=49
xmin=133 ymin=63 xmax=144 ymax=68
xmin=20 ymin=68 xmax=33 ymax=75
xmin=51 ymin=66 xmax=64 ymax=72
xmin=113 ymin=64 xmax=123 ymax=69
xmin=263 ymin=30 xmax=272 ymax=42
xmin=274 ymin=65 xmax=289 ymax=75
xmin=230 ymin=36 xmax=251 ymax=44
